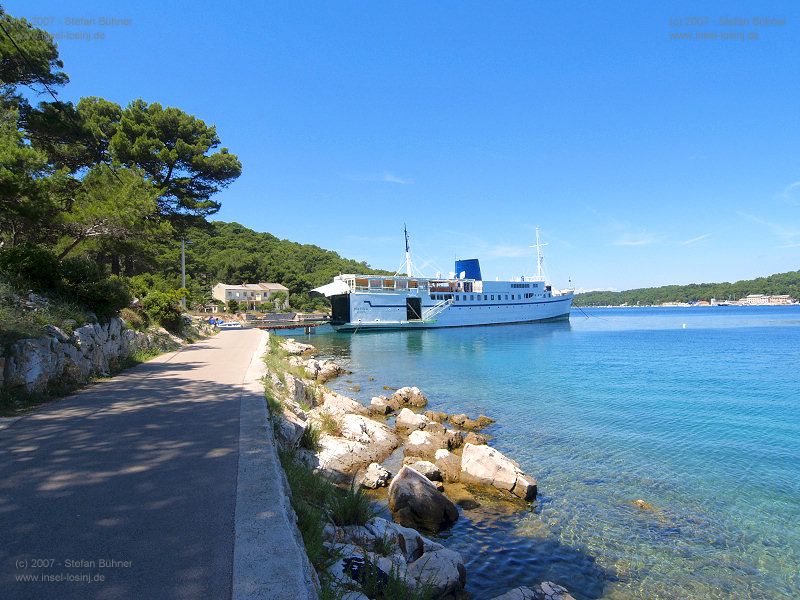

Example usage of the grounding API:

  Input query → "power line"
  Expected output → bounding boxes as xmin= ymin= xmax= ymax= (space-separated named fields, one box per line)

xmin=0 ymin=17 xmax=126 ymax=185
xmin=0 ymin=17 xmax=61 ymax=103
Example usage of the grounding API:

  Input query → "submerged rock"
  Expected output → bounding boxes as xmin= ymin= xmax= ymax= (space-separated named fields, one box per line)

xmin=460 ymin=443 xmax=537 ymax=501
xmin=388 ymin=466 xmax=459 ymax=533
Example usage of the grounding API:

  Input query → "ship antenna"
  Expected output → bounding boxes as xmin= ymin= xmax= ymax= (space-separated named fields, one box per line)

xmin=530 ymin=226 xmax=548 ymax=280
xmin=404 ymin=223 xmax=412 ymax=277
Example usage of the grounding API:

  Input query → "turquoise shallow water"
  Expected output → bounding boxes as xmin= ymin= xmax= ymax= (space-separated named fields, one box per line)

xmin=280 ymin=306 xmax=800 ymax=599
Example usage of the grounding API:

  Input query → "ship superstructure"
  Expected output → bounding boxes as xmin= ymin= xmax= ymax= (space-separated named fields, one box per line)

xmin=311 ymin=228 xmax=573 ymax=331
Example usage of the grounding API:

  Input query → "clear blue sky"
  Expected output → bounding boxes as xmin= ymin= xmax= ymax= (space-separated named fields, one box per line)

xmin=8 ymin=1 xmax=800 ymax=290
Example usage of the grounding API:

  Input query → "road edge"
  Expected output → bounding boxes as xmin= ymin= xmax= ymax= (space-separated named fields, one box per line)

xmin=232 ymin=331 xmax=319 ymax=600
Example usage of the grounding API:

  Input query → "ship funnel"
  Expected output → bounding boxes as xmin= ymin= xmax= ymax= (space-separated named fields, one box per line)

xmin=454 ymin=259 xmax=482 ymax=280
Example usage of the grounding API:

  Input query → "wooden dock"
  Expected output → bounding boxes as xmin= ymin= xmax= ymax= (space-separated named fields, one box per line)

xmin=256 ymin=321 xmax=327 ymax=334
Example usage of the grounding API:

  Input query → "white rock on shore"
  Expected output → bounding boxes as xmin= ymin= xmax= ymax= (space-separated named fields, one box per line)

xmin=369 ymin=395 xmax=392 ymax=415
xmin=361 ymin=463 xmax=392 ymax=489
xmin=280 ymin=338 xmax=316 ymax=355
xmin=460 ymin=443 xmax=537 ymax=501
xmin=318 ymin=390 xmax=368 ymax=417
xmin=403 ymin=429 xmax=449 ymax=459
xmin=314 ymin=417 xmax=400 ymax=479
xmin=389 ymin=386 xmax=428 ymax=409
xmin=403 ymin=459 xmax=442 ymax=482
xmin=395 ymin=407 xmax=432 ymax=431
xmin=406 ymin=547 xmax=466 ymax=598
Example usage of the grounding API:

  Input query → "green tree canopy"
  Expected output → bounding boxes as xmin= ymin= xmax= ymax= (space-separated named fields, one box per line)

xmin=0 ymin=9 xmax=68 ymax=98
xmin=110 ymin=99 xmax=241 ymax=221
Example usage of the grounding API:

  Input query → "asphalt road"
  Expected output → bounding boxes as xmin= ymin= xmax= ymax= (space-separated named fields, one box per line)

xmin=0 ymin=329 xmax=265 ymax=600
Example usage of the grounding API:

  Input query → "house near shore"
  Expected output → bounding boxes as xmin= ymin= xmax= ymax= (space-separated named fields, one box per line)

xmin=212 ymin=282 xmax=289 ymax=310
xmin=739 ymin=294 xmax=797 ymax=306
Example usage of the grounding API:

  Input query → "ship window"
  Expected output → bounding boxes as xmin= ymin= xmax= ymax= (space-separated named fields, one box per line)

xmin=484 ymin=295 xmax=487 ymax=301
xmin=470 ymin=295 xmax=474 ymax=301
xmin=505 ymin=295 xmax=508 ymax=300
xmin=491 ymin=295 xmax=494 ymax=300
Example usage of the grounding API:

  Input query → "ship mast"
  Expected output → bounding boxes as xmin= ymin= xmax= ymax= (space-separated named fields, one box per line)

xmin=404 ymin=224 xmax=412 ymax=277
xmin=533 ymin=226 xmax=547 ymax=280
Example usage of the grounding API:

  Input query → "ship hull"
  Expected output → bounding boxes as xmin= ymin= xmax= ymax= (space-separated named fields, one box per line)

xmin=330 ymin=293 xmax=572 ymax=332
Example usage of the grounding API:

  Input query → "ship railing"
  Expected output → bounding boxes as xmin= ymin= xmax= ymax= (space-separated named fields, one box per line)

xmin=422 ymin=298 xmax=453 ymax=320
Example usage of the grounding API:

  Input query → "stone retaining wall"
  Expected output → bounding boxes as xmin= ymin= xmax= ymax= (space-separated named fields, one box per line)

xmin=0 ymin=318 xmax=184 ymax=393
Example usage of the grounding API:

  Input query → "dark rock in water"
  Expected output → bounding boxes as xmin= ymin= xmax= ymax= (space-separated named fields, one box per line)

xmin=424 ymin=410 xmax=448 ymax=422
xmin=449 ymin=412 xmax=494 ymax=430
xmin=464 ymin=431 xmax=488 ymax=445
xmin=434 ymin=449 xmax=462 ymax=483
xmin=449 ymin=413 xmax=469 ymax=427
xmin=388 ymin=466 xmax=459 ymax=533
xmin=476 ymin=414 xmax=496 ymax=427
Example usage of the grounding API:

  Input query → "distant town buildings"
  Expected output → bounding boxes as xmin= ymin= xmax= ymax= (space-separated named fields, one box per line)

xmin=736 ymin=294 xmax=796 ymax=306
xmin=212 ymin=282 xmax=289 ymax=310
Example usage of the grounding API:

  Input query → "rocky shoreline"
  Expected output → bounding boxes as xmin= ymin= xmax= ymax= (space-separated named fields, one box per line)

xmin=266 ymin=336 xmax=576 ymax=600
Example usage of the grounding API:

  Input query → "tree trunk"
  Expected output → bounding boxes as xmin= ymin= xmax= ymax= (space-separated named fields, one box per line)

xmin=57 ymin=237 xmax=85 ymax=260
xmin=111 ymin=253 xmax=120 ymax=275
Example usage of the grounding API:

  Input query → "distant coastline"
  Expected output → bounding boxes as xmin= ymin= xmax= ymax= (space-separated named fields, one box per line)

xmin=574 ymin=270 xmax=800 ymax=307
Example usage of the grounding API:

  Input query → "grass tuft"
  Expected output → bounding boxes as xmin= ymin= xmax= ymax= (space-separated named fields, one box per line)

xmin=299 ymin=422 xmax=322 ymax=451
xmin=329 ymin=480 xmax=375 ymax=526
xmin=319 ymin=411 xmax=342 ymax=436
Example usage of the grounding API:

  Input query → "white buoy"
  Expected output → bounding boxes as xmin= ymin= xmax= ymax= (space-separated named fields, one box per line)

xmin=682 ymin=323 xmax=687 ymax=329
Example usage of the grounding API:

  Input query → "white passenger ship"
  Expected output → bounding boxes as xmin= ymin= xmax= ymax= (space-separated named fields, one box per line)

xmin=311 ymin=228 xmax=573 ymax=331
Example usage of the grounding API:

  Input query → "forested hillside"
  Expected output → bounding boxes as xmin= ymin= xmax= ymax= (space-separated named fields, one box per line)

xmin=574 ymin=271 xmax=800 ymax=306
xmin=146 ymin=221 xmax=388 ymax=310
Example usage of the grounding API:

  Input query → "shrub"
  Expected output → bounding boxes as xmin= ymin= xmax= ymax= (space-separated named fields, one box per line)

xmin=69 ymin=275 xmax=132 ymax=317
xmin=60 ymin=256 xmax=104 ymax=286
xmin=120 ymin=307 xmax=148 ymax=331
xmin=227 ymin=299 xmax=240 ymax=313
xmin=0 ymin=244 xmax=60 ymax=290
xmin=141 ymin=290 xmax=182 ymax=332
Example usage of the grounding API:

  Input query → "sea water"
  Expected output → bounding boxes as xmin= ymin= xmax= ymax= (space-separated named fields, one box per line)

xmin=280 ymin=306 xmax=800 ymax=599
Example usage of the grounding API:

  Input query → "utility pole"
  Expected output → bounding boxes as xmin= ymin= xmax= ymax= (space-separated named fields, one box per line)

xmin=180 ymin=239 xmax=187 ymax=310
